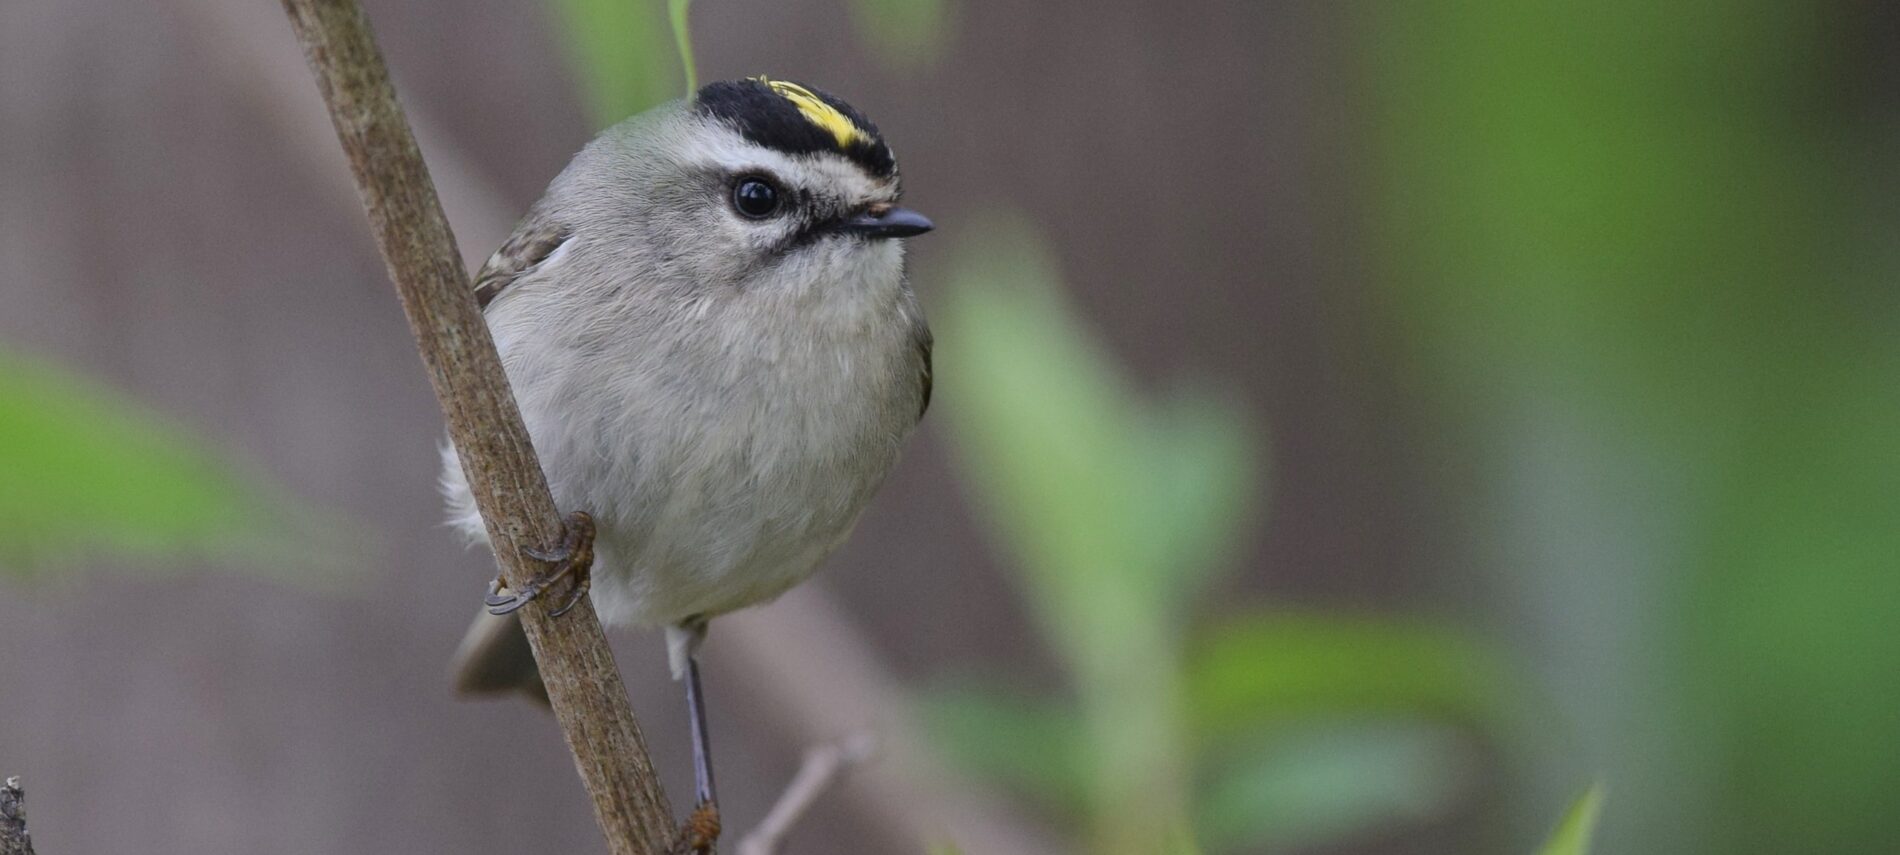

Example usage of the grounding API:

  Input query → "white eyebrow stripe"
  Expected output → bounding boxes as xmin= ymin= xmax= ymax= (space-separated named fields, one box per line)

xmin=693 ymin=125 xmax=893 ymax=202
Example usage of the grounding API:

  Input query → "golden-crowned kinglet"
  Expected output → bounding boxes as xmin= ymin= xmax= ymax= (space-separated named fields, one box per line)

xmin=443 ymin=77 xmax=931 ymax=825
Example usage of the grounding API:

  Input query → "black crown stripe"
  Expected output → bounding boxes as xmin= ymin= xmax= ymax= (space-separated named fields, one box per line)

xmin=692 ymin=78 xmax=896 ymax=179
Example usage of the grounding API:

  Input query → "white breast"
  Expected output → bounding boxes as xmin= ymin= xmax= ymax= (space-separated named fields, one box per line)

xmin=442 ymin=240 xmax=924 ymax=629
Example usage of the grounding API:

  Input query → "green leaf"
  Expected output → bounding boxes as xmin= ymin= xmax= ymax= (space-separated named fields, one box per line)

xmin=936 ymin=217 xmax=1255 ymax=853
xmin=1197 ymin=722 xmax=1472 ymax=852
xmin=937 ymin=217 xmax=1259 ymax=662
xmin=937 ymin=218 xmax=1164 ymax=655
xmin=849 ymin=0 xmax=952 ymax=72
xmin=1533 ymin=785 xmax=1605 ymax=855
xmin=915 ymin=682 xmax=1089 ymax=815
xmin=1187 ymin=611 xmax=1518 ymax=745
xmin=667 ymin=0 xmax=697 ymax=93
xmin=1129 ymin=385 xmax=1259 ymax=615
xmin=548 ymin=0 xmax=681 ymax=126
xmin=0 ymin=351 xmax=348 ymax=583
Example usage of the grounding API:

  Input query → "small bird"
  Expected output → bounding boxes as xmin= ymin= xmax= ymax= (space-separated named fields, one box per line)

xmin=441 ymin=77 xmax=932 ymax=844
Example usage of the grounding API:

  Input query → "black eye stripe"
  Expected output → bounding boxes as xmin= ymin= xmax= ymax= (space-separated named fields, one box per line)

xmin=771 ymin=210 xmax=875 ymax=256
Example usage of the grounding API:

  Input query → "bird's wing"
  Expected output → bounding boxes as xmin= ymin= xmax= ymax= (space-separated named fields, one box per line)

xmin=472 ymin=208 xmax=570 ymax=310
xmin=915 ymin=323 xmax=934 ymax=420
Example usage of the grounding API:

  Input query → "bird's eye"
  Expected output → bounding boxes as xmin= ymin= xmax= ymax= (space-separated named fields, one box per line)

xmin=732 ymin=177 xmax=781 ymax=219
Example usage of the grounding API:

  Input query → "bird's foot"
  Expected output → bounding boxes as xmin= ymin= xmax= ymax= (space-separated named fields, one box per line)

xmin=483 ymin=511 xmax=595 ymax=617
xmin=671 ymin=801 xmax=721 ymax=855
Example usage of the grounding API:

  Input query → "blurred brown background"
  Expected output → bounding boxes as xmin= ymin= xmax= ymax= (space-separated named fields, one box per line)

xmin=5 ymin=1 xmax=1896 ymax=854
xmin=0 ymin=1 xmax=1405 ymax=852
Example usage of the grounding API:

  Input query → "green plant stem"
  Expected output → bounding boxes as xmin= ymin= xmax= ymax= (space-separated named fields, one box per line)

xmin=669 ymin=0 xmax=697 ymax=94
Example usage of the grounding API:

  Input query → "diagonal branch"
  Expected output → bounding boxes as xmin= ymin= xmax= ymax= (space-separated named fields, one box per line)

xmin=273 ymin=1 xmax=675 ymax=853
xmin=1 ymin=778 xmax=35 ymax=855
xmin=197 ymin=1 xmax=1058 ymax=848
xmin=738 ymin=734 xmax=879 ymax=855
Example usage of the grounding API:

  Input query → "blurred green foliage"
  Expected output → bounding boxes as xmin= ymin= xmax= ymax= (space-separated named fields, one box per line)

xmin=919 ymin=681 xmax=1090 ymax=815
xmin=1187 ymin=613 xmax=1516 ymax=744
xmin=556 ymin=0 xmax=951 ymax=123
xmin=1367 ymin=3 xmax=1900 ymax=853
xmin=934 ymin=218 xmax=1236 ymax=854
xmin=1195 ymin=721 xmax=1467 ymax=853
xmin=849 ymin=0 xmax=952 ymax=72
xmin=548 ymin=3 xmax=1638 ymax=852
xmin=666 ymin=0 xmax=698 ymax=92
xmin=550 ymin=0 xmax=682 ymax=125
xmin=0 ymin=351 xmax=340 ymax=583
xmin=1533 ymin=786 xmax=1605 ymax=855
xmin=929 ymin=218 xmax=1541 ymax=853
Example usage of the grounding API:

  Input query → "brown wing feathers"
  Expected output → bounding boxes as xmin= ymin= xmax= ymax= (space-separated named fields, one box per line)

xmin=473 ymin=216 xmax=570 ymax=309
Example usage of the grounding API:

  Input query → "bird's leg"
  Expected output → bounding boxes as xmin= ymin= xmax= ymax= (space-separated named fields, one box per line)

xmin=687 ymin=652 xmax=718 ymax=808
xmin=484 ymin=510 xmax=595 ymax=617
xmin=672 ymin=619 xmax=721 ymax=854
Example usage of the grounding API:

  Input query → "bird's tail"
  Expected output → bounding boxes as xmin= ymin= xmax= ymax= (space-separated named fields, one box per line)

xmin=449 ymin=610 xmax=551 ymax=707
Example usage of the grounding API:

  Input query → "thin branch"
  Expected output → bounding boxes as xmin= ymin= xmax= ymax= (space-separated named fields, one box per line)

xmin=273 ymin=2 xmax=675 ymax=853
xmin=191 ymin=2 xmax=1059 ymax=849
xmin=1 ymin=778 xmax=35 ymax=855
xmin=738 ymin=734 xmax=880 ymax=855
xmin=716 ymin=597 xmax=1060 ymax=855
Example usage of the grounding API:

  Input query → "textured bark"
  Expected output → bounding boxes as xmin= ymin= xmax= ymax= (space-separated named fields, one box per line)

xmin=1 ymin=778 xmax=34 ymax=855
xmin=275 ymin=2 xmax=676 ymax=852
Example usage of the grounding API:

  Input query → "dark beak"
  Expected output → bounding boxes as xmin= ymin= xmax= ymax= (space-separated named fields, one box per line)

xmin=842 ymin=206 xmax=934 ymax=239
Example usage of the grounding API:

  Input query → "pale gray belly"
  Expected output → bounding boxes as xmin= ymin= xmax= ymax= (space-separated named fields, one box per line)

xmin=524 ymin=341 xmax=915 ymax=628
xmin=445 ymin=269 xmax=925 ymax=629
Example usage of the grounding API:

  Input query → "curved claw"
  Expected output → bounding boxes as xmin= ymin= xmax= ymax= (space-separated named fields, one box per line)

xmin=547 ymin=571 xmax=591 ymax=618
xmin=521 ymin=544 xmax=567 ymax=563
xmin=523 ymin=511 xmax=595 ymax=563
xmin=485 ymin=594 xmax=530 ymax=616
xmin=479 ymin=511 xmax=596 ymax=618
xmin=483 ymin=578 xmax=535 ymax=615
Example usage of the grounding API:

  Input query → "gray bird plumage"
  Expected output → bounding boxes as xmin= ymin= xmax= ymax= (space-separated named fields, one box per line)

xmin=446 ymin=83 xmax=930 ymax=701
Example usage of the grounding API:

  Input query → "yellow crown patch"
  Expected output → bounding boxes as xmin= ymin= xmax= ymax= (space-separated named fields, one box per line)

xmin=755 ymin=76 xmax=872 ymax=150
